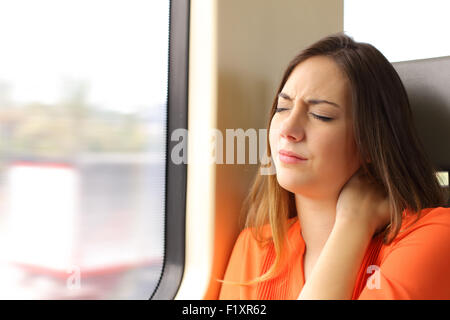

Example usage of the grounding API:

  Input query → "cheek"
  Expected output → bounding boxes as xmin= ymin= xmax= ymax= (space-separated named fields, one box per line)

xmin=317 ymin=132 xmax=343 ymax=156
xmin=315 ymin=127 xmax=359 ymax=174
xmin=268 ymin=119 xmax=279 ymax=155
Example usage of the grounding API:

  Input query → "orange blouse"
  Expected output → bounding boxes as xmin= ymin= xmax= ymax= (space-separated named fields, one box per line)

xmin=218 ymin=206 xmax=450 ymax=300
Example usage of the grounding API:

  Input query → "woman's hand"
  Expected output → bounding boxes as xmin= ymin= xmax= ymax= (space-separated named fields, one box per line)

xmin=299 ymin=168 xmax=391 ymax=299
xmin=336 ymin=167 xmax=392 ymax=236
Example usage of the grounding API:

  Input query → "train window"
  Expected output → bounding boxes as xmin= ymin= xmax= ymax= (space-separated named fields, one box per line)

xmin=0 ymin=0 xmax=180 ymax=299
xmin=344 ymin=0 xmax=450 ymax=62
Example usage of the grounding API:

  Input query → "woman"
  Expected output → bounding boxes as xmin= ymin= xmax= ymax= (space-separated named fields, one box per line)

xmin=218 ymin=32 xmax=450 ymax=300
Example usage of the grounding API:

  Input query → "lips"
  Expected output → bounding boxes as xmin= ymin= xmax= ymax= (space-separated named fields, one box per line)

xmin=278 ymin=149 xmax=308 ymax=160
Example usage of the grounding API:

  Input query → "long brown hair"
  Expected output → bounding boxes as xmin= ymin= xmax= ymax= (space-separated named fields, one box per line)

xmin=239 ymin=32 xmax=448 ymax=285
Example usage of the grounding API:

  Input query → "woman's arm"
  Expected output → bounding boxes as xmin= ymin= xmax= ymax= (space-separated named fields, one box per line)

xmin=297 ymin=168 xmax=391 ymax=300
xmin=297 ymin=216 xmax=374 ymax=300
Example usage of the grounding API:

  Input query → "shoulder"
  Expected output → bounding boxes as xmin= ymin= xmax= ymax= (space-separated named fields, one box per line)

xmin=235 ymin=217 xmax=299 ymax=249
xmin=362 ymin=207 xmax=450 ymax=299
xmin=401 ymin=206 xmax=450 ymax=232
xmin=220 ymin=224 xmax=272 ymax=288
xmin=403 ymin=206 xmax=450 ymax=224
xmin=232 ymin=224 xmax=270 ymax=254
xmin=386 ymin=206 xmax=450 ymax=250
xmin=224 ymin=226 xmax=267 ymax=273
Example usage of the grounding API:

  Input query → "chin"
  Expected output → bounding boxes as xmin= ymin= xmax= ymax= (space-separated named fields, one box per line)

xmin=275 ymin=172 xmax=307 ymax=194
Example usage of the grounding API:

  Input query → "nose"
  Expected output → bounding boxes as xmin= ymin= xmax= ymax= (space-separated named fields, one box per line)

xmin=278 ymin=109 xmax=305 ymax=142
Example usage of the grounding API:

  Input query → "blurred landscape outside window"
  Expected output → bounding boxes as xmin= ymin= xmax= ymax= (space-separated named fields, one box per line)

xmin=0 ymin=0 xmax=168 ymax=299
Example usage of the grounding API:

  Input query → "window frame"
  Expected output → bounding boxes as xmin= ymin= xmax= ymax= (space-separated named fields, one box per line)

xmin=150 ymin=0 xmax=190 ymax=300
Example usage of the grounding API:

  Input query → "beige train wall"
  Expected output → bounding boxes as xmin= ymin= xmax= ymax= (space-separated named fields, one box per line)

xmin=175 ymin=0 xmax=344 ymax=300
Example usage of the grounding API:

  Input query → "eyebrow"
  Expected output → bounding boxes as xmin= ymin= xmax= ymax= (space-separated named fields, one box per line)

xmin=278 ymin=92 xmax=341 ymax=108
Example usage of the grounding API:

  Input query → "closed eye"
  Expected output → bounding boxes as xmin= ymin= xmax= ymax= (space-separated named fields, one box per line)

xmin=310 ymin=113 xmax=333 ymax=122
xmin=275 ymin=107 xmax=288 ymax=113
xmin=275 ymin=108 xmax=333 ymax=122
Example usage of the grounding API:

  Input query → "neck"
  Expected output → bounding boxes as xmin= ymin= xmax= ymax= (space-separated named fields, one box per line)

xmin=295 ymin=193 xmax=337 ymax=254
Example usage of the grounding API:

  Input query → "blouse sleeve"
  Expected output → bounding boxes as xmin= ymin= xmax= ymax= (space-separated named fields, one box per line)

xmin=218 ymin=228 xmax=251 ymax=300
xmin=357 ymin=207 xmax=450 ymax=299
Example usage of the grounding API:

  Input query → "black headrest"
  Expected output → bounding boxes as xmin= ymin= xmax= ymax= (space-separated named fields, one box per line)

xmin=392 ymin=56 xmax=450 ymax=172
xmin=392 ymin=56 xmax=449 ymax=204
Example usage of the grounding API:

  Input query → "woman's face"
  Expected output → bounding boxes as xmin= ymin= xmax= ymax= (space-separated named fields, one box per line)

xmin=269 ymin=55 xmax=361 ymax=198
